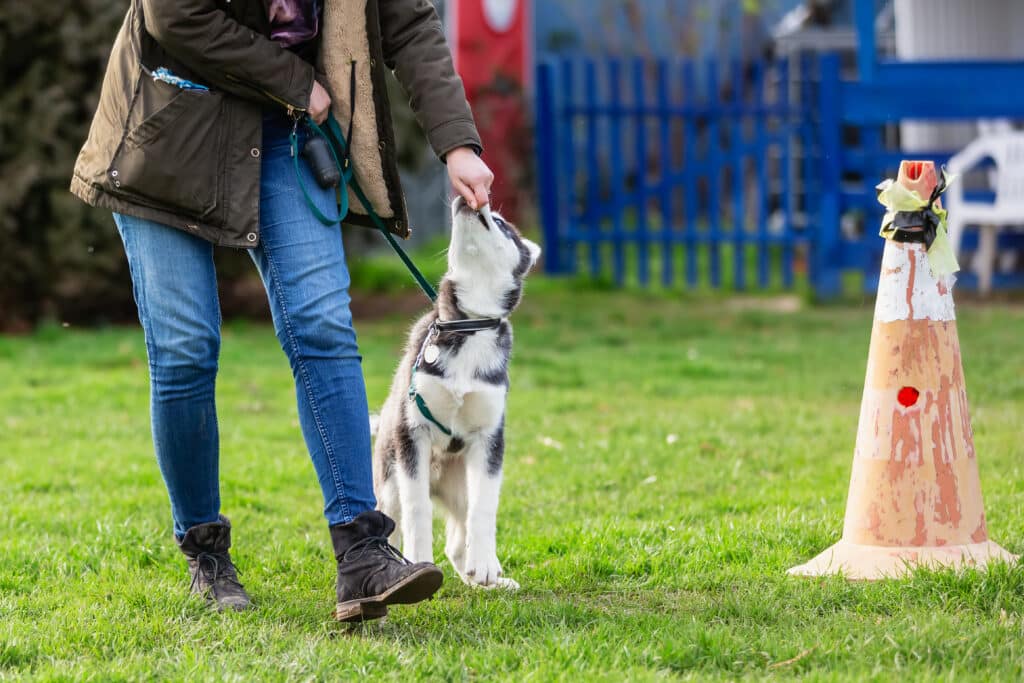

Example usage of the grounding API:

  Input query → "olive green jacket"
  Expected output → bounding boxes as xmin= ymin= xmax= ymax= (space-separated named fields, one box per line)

xmin=70 ymin=0 xmax=480 ymax=246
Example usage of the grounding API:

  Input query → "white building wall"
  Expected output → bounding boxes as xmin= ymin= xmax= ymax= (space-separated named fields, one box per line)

xmin=894 ymin=0 xmax=1024 ymax=152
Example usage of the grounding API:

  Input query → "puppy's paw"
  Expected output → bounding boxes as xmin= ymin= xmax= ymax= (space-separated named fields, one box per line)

xmin=485 ymin=576 xmax=520 ymax=591
xmin=460 ymin=553 xmax=517 ymax=590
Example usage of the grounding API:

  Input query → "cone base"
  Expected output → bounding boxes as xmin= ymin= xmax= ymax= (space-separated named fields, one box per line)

xmin=788 ymin=539 xmax=1018 ymax=580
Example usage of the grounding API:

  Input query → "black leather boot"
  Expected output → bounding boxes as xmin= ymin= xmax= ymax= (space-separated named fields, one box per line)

xmin=177 ymin=515 xmax=252 ymax=612
xmin=329 ymin=511 xmax=443 ymax=622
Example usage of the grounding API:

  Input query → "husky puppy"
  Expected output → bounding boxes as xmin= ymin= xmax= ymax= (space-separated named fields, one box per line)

xmin=372 ymin=196 xmax=540 ymax=589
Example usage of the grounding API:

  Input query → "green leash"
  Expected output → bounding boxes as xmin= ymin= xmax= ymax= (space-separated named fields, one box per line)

xmin=293 ymin=109 xmax=454 ymax=433
xmin=289 ymin=117 xmax=351 ymax=225
xmin=293 ymin=112 xmax=439 ymax=303
xmin=412 ymin=393 xmax=451 ymax=436
xmin=405 ymin=325 xmax=450 ymax=435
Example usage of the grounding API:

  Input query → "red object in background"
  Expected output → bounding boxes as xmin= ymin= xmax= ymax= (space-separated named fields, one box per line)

xmin=449 ymin=0 xmax=531 ymax=221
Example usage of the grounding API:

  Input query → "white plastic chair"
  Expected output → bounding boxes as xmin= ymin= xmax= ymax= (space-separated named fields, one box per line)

xmin=946 ymin=132 xmax=1024 ymax=294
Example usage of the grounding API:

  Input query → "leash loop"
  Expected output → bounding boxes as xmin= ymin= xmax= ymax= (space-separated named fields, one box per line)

xmin=291 ymin=117 xmax=350 ymax=225
xmin=290 ymin=61 xmax=439 ymax=302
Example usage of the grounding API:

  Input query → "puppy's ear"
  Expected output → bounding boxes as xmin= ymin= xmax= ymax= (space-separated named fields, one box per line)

xmin=523 ymin=238 xmax=542 ymax=270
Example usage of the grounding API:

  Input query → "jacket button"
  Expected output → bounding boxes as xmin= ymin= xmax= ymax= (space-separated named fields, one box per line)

xmin=378 ymin=141 xmax=386 ymax=151
xmin=110 ymin=169 xmax=119 ymax=178
xmin=246 ymin=232 xmax=257 ymax=242
xmin=250 ymin=147 xmax=260 ymax=158
xmin=114 ymin=180 xmax=121 ymax=187
xmin=369 ymin=59 xmax=376 ymax=68
xmin=185 ymin=223 xmax=198 ymax=230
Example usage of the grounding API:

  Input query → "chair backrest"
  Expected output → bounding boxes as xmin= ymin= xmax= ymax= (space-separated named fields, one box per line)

xmin=995 ymin=134 xmax=1024 ymax=207
xmin=976 ymin=119 xmax=1015 ymax=137
xmin=949 ymin=132 xmax=1024 ymax=209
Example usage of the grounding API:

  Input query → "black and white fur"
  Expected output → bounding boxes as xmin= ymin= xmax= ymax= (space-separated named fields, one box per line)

xmin=372 ymin=197 xmax=540 ymax=589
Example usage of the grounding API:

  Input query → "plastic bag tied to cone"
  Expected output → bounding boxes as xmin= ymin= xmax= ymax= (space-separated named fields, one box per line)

xmin=788 ymin=160 xmax=1017 ymax=580
xmin=876 ymin=167 xmax=959 ymax=278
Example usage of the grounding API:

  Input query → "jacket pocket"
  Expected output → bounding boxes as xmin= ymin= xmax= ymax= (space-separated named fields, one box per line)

xmin=108 ymin=76 xmax=225 ymax=220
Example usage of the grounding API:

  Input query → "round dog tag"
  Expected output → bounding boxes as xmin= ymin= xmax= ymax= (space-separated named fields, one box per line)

xmin=423 ymin=344 xmax=440 ymax=364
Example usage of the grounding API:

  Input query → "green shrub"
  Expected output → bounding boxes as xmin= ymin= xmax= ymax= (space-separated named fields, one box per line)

xmin=0 ymin=1 xmax=435 ymax=330
xmin=0 ymin=0 xmax=134 ymax=330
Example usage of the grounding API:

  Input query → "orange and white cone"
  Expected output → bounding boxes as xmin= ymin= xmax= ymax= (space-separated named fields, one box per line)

xmin=788 ymin=160 xmax=1017 ymax=580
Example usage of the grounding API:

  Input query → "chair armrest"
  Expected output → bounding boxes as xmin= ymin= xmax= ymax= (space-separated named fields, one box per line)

xmin=946 ymin=138 xmax=991 ymax=176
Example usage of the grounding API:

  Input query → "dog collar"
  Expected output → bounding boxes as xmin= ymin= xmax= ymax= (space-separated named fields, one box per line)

xmin=434 ymin=317 xmax=505 ymax=334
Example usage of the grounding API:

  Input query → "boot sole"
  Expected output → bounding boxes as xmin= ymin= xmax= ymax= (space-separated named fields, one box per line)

xmin=334 ymin=599 xmax=388 ymax=623
xmin=334 ymin=565 xmax=443 ymax=623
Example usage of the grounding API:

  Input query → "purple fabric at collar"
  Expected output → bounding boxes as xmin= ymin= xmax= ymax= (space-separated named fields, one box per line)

xmin=265 ymin=0 xmax=321 ymax=48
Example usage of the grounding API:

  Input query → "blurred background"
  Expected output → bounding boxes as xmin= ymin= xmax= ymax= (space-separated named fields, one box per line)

xmin=2 ymin=0 xmax=1023 ymax=331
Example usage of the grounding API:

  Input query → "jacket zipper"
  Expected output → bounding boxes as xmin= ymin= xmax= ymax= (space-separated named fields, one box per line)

xmin=264 ymin=90 xmax=306 ymax=119
xmin=223 ymin=73 xmax=306 ymax=116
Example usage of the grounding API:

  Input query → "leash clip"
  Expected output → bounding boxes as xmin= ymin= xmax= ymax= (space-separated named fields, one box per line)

xmin=289 ymin=116 xmax=299 ymax=158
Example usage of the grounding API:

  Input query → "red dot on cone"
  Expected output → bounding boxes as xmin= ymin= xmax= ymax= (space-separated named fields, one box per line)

xmin=897 ymin=386 xmax=920 ymax=407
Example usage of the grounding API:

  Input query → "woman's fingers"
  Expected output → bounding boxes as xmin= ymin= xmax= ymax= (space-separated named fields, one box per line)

xmin=451 ymin=177 xmax=476 ymax=208
xmin=446 ymin=147 xmax=494 ymax=210
xmin=308 ymin=81 xmax=331 ymax=124
xmin=472 ymin=183 xmax=490 ymax=210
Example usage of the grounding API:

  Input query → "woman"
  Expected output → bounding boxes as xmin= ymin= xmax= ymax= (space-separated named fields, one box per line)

xmin=70 ymin=0 xmax=493 ymax=621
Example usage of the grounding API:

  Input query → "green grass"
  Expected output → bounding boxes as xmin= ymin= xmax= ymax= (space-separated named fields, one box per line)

xmin=346 ymin=235 xmax=452 ymax=295
xmin=3 ymin=282 xmax=1024 ymax=681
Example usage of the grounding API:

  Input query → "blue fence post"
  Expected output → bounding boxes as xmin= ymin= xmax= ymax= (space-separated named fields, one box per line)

xmin=859 ymin=124 xmax=883 ymax=294
xmin=753 ymin=61 xmax=770 ymax=288
xmin=584 ymin=60 xmax=602 ymax=278
xmin=779 ymin=58 xmax=794 ymax=289
xmin=682 ymin=62 xmax=698 ymax=287
xmin=632 ymin=58 xmax=650 ymax=286
xmin=854 ymin=0 xmax=877 ymax=82
xmin=608 ymin=59 xmax=626 ymax=286
xmin=731 ymin=59 xmax=746 ymax=291
xmin=535 ymin=62 xmax=563 ymax=275
xmin=560 ymin=59 xmax=578 ymax=274
xmin=707 ymin=61 xmax=722 ymax=289
xmin=814 ymin=54 xmax=843 ymax=299
xmin=656 ymin=59 xmax=674 ymax=287
xmin=799 ymin=53 xmax=818 ymax=288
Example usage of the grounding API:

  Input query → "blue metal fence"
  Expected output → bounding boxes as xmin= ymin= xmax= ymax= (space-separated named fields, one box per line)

xmin=536 ymin=56 xmax=807 ymax=290
xmin=536 ymin=53 xmax=1024 ymax=296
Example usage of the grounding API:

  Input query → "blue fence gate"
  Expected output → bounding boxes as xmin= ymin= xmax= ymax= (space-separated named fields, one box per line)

xmin=535 ymin=56 xmax=811 ymax=291
xmin=536 ymin=53 xmax=1024 ymax=296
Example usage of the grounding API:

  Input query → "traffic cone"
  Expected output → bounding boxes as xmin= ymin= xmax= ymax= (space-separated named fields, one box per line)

xmin=788 ymin=160 xmax=1017 ymax=580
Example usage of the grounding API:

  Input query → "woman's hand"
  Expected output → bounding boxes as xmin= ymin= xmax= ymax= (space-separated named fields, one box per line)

xmin=308 ymin=81 xmax=331 ymax=124
xmin=447 ymin=147 xmax=494 ymax=210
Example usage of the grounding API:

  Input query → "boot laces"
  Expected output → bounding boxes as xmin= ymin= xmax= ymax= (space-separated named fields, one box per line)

xmin=191 ymin=551 xmax=243 ymax=596
xmin=342 ymin=535 xmax=411 ymax=565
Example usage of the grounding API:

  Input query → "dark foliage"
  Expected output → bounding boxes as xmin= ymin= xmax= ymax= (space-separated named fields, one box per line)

xmin=1 ymin=0 xmax=136 ymax=330
xmin=0 ymin=1 xmax=431 ymax=331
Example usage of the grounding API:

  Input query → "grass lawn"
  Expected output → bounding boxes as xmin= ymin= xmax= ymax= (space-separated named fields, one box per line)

xmin=2 ymin=281 xmax=1024 ymax=681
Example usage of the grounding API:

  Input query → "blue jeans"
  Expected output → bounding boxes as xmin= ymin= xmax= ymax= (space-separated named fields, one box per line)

xmin=115 ymin=114 xmax=375 ymax=537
